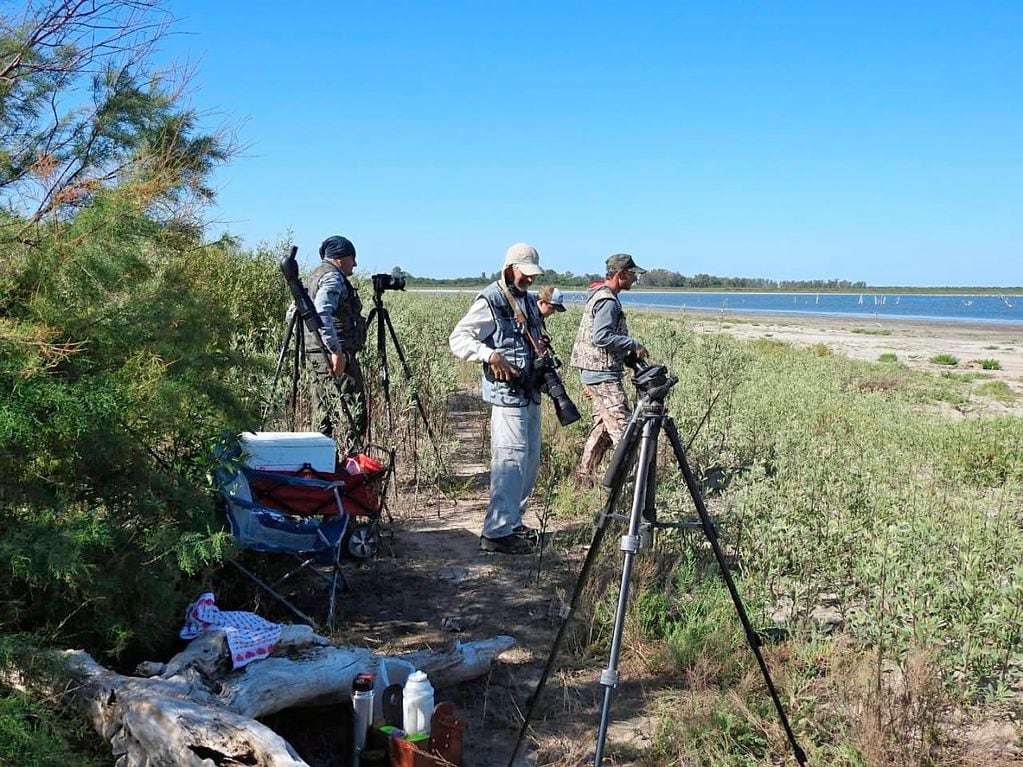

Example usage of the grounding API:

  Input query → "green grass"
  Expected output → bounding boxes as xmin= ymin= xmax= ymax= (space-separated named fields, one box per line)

xmin=852 ymin=327 xmax=893 ymax=336
xmin=878 ymin=352 xmax=898 ymax=363
xmin=929 ymin=353 xmax=959 ymax=366
xmin=975 ymin=358 xmax=1002 ymax=370
xmin=977 ymin=380 xmax=1016 ymax=404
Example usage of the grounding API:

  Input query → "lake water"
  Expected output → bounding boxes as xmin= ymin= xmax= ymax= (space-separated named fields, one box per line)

xmin=558 ymin=291 xmax=1023 ymax=325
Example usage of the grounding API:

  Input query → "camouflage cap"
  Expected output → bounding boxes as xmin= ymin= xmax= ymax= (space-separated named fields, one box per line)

xmin=606 ymin=253 xmax=646 ymax=274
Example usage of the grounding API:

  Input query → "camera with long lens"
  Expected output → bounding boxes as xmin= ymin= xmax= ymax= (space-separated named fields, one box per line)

xmin=372 ymin=273 xmax=406 ymax=294
xmin=624 ymin=350 xmax=672 ymax=393
xmin=534 ymin=352 xmax=581 ymax=426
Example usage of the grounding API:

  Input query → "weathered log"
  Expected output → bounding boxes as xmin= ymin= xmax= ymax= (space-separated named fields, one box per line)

xmin=65 ymin=631 xmax=516 ymax=767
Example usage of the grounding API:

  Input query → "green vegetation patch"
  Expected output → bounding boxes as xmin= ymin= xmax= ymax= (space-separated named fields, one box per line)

xmin=929 ymin=353 xmax=959 ymax=366
xmin=852 ymin=327 xmax=893 ymax=336
xmin=977 ymin=380 xmax=1016 ymax=405
xmin=974 ymin=358 xmax=1002 ymax=370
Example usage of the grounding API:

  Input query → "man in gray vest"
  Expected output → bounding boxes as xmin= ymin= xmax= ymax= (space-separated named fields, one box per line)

xmin=303 ymin=235 xmax=368 ymax=443
xmin=449 ymin=243 xmax=546 ymax=554
xmin=569 ymin=253 xmax=649 ymax=482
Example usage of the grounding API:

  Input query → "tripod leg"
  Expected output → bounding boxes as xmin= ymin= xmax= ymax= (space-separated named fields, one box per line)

xmin=379 ymin=307 xmax=443 ymax=459
xmin=506 ymin=412 xmax=645 ymax=767
xmin=288 ymin=323 xmax=303 ymax=431
xmin=592 ymin=413 xmax=661 ymax=766
xmin=364 ymin=306 xmax=393 ymax=439
xmin=662 ymin=419 xmax=808 ymax=766
xmin=260 ymin=312 xmax=299 ymax=429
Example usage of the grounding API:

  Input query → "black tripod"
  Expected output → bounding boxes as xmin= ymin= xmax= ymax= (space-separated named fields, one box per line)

xmin=261 ymin=247 xmax=358 ymax=444
xmin=364 ymin=278 xmax=441 ymax=459
xmin=509 ymin=362 xmax=808 ymax=767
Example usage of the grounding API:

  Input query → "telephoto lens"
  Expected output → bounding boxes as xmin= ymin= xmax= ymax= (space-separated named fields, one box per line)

xmin=541 ymin=367 xmax=581 ymax=426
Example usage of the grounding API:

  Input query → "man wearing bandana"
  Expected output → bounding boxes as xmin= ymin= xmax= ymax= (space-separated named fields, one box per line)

xmin=302 ymin=235 xmax=368 ymax=443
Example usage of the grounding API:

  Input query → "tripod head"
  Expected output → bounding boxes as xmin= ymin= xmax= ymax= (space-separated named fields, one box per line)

xmin=624 ymin=352 xmax=677 ymax=402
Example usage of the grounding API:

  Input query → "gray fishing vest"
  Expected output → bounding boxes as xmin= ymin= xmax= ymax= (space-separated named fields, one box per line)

xmin=478 ymin=281 xmax=544 ymax=407
xmin=569 ymin=285 xmax=628 ymax=372
xmin=303 ymin=261 xmax=367 ymax=353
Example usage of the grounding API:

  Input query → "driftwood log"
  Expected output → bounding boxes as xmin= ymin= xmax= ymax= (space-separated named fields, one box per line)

xmin=65 ymin=625 xmax=516 ymax=767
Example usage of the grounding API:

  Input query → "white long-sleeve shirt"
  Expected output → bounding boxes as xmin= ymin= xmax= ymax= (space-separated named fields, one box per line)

xmin=449 ymin=297 xmax=498 ymax=364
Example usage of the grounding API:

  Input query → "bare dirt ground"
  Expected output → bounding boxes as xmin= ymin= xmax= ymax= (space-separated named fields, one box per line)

xmin=245 ymin=391 xmax=651 ymax=767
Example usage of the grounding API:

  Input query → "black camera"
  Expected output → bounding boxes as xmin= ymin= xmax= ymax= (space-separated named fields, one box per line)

xmin=372 ymin=273 xmax=406 ymax=294
xmin=534 ymin=354 xmax=581 ymax=426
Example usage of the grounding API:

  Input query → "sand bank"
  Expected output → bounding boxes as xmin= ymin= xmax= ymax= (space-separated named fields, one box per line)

xmin=649 ymin=308 xmax=1023 ymax=408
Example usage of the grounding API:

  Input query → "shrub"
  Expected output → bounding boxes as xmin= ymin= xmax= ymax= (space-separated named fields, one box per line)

xmin=929 ymin=353 xmax=959 ymax=366
xmin=977 ymin=380 xmax=1016 ymax=404
xmin=975 ymin=358 xmax=1002 ymax=370
xmin=878 ymin=353 xmax=898 ymax=363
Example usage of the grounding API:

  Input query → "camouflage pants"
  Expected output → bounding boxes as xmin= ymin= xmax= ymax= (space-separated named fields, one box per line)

xmin=577 ymin=379 xmax=631 ymax=476
xmin=307 ymin=355 xmax=368 ymax=447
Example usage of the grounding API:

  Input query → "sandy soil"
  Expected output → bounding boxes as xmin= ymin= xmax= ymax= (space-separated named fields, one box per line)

xmin=237 ymin=313 xmax=1023 ymax=766
xmin=685 ymin=310 xmax=1023 ymax=413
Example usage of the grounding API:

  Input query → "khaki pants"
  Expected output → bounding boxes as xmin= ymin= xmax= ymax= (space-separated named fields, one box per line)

xmin=577 ymin=379 xmax=631 ymax=476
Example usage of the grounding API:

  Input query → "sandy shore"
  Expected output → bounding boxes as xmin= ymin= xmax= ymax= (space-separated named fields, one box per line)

xmin=665 ymin=308 xmax=1023 ymax=409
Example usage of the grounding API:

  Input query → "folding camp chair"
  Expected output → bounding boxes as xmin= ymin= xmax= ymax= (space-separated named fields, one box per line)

xmin=214 ymin=440 xmax=395 ymax=628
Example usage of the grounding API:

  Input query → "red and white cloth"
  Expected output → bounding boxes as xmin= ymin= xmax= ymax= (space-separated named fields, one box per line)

xmin=180 ymin=592 xmax=282 ymax=669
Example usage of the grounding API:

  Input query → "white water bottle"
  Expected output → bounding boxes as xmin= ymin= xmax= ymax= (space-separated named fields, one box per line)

xmin=401 ymin=669 xmax=434 ymax=736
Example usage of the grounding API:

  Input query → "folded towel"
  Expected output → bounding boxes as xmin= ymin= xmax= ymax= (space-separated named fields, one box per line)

xmin=180 ymin=592 xmax=282 ymax=669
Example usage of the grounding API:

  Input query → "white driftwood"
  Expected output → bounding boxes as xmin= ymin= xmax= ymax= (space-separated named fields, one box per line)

xmin=66 ymin=631 xmax=516 ymax=767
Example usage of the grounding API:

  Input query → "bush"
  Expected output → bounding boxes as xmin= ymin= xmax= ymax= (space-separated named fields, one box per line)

xmin=929 ymin=353 xmax=959 ymax=366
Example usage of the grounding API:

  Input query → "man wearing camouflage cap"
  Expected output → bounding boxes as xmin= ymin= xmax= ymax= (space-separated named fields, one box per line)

xmin=569 ymin=253 xmax=649 ymax=482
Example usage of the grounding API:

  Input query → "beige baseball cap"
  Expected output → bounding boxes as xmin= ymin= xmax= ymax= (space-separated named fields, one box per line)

xmin=503 ymin=243 xmax=544 ymax=276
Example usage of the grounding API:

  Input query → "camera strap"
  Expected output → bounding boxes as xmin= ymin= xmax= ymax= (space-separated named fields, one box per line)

xmin=499 ymin=280 xmax=545 ymax=358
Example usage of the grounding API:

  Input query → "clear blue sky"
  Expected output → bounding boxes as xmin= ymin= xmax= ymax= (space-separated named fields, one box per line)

xmin=164 ymin=1 xmax=1021 ymax=286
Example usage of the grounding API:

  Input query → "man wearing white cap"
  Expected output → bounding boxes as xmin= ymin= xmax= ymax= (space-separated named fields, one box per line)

xmin=449 ymin=243 xmax=546 ymax=554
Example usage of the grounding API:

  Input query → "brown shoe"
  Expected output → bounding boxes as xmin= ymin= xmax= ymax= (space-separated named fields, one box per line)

xmin=480 ymin=535 xmax=532 ymax=554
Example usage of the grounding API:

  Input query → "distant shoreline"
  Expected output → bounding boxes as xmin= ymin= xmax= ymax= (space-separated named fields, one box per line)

xmin=408 ymin=286 xmax=1023 ymax=296
xmin=655 ymin=305 xmax=1023 ymax=335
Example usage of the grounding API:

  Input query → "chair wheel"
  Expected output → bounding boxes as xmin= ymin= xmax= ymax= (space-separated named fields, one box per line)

xmin=345 ymin=521 xmax=380 ymax=560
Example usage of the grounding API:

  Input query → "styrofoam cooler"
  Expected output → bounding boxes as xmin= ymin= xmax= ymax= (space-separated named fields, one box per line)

xmin=239 ymin=431 xmax=337 ymax=473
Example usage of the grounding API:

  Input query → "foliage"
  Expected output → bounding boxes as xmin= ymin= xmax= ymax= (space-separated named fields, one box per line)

xmin=0 ymin=0 xmax=288 ymax=701
xmin=929 ymin=353 xmax=959 ymax=366
xmin=0 ymin=0 xmax=230 ymax=231
xmin=974 ymin=358 xmax=1002 ymax=370
xmin=976 ymin=380 xmax=1015 ymax=405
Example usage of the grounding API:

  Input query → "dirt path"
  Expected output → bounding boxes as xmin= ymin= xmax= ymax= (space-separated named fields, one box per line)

xmin=333 ymin=392 xmax=599 ymax=767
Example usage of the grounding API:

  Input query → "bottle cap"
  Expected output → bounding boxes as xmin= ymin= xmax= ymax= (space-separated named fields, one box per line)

xmin=352 ymin=673 xmax=376 ymax=692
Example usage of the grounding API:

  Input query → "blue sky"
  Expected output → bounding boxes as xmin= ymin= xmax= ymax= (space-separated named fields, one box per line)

xmin=164 ymin=1 xmax=1021 ymax=286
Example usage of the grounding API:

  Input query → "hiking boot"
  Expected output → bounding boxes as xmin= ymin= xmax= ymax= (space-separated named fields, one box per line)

xmin=479 ymin=534 xmax=532 ymax=555
xmin=513 ymin=524 xmax=541 ymax=542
